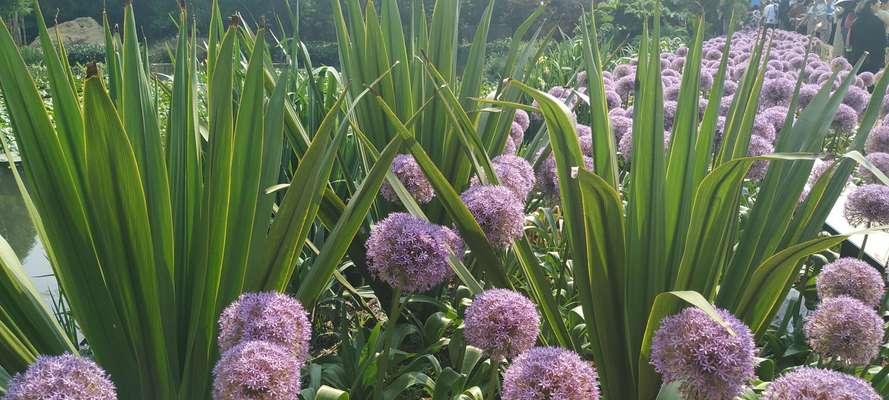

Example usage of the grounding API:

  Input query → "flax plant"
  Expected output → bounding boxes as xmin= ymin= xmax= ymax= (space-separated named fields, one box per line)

xmin=0 ymin=1 xmax=404 ymax=398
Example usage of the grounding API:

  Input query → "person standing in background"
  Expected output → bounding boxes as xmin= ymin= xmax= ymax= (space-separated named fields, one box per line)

xmin=780 ymin=0 xmax=792 ymax=28
xmin=850 ymin=0 xmax=888 ymax=73
xmin=764 ymin=0 xmax=781 ymax=29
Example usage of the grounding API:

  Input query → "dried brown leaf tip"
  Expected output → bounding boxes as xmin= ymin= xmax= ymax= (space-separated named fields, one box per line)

xmin=229 ymin=14 xmax=242 ymax=28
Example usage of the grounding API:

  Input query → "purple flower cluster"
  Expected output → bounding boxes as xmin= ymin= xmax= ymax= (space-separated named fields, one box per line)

xmin=5 ymin=354 xmax=117 ymax=400
xmin=804 ymin=296 xmax=883 ymax=365
xmin=213 ymin=340 xmax=302 ymax=400
xmin=867 ymin=126 xmax=889 ymax=153
xmin=501 ymin=347 xmax=600 ymax=400
xmin=464 ymin=289 xmax=540 ymax=360
xmin=860 ymin=152 xmax=889 ymax=183
xmin=763 ymin=367 xmax=880 ymax=400
xmin=470 ymin=155 xmax=536 ymax=201
xmin=817 ymin=257 xmax=885 ymax=308
xmin=218 ymin=292 xmax=312 ymax=361
xmin=214 ymin=292 xmax=312 ymax=399
xmin=365 ymin=212 xmax=462 ymax=292
xmin=380 ymin=154 xmax=435 ymax=204
xmin=650 ymin=307 xmax=755 ymax=400
xmin=461 ymin=185 xmax=525 ymax=248
xmin=844 ymin=184 xmax=889 ymax=226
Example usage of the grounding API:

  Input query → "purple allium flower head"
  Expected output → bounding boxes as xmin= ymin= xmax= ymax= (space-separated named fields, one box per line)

xmin=513 ymin=109 xmax=530 ymax=132
xmin=650 ymin=307 xmax=755 ymax=400
xmin=5 ymin=354 xmax=117 ymax=400
xmin=664 ymin=85 xmax=681 ymax=101
xmin=537 ymin=154 xmax=593 ymax=196
xmin=763 ymin=367 xmax=880 ymax=400
xmin=832 ymin=103 xmax=859 ymax=133
xmin=704 ymin=48 xmax=722 ymax=61
xmin=866 ymin=125 xmax=889 ymax=153
xmin=860 ymin=71 xmax=876 ymax=87
xmin=700 ymin=70 xmax=715 ymax=91
xmin=761 ymin=78 xmax=794 ymax=107
xmin=611 ymin=115 xmax=633 ymax=141
xmin=213 ymin=341 xmax=301 ymax=400
xmin=798 ymin=84 xmax=820 ymax=108
xmin=670 ymin=57 xmax=686 ymax=71
xmin=723 ymin=80 xmax=738 ymax=96
xmin=464 ymin=289 xmax=540 ymax=360
xmin=664 ymin=100 xmax=678 ymax=131
xmin=764 ymin=70 xmax=786 ymax=81
xmin=605 ymin=90 xmax=622 ymax=109
xmin=218 ymin=292 xmax=312 ymax=363
xmin=471 ymin=155 xmax=536 ymax=201
xmin=502 ymin=137 xmax=517 ymax=155
xmin=366 ymin=213 xmax=461 ymax=292
xmin=676 ymin=46 xmax=689 ymax=56
xmin=501 ymin=347 xmax=600 ymax=400
xmin=609 ymin=107 xmax=626 ymax=118
xmin=461 ymin=185 xmax=524 ymax=248
xmin=613 ymin=64 xmax=634 ymax=79
xmin=804 ymin=296 xmax=883 ymax=365
xmin=844 ymin=184 xmax=889 ymax=226
xmin=817 ymin=257 xmax=885 ymax=308
xmin=761 ymin=106 xmax=789 ymax=133
xmin=752 ymin=115 xmax=777 ymax=143
xmin=541 ymin=86 xmax=582 ymax=110
xmin=860 ymin=152 xmax=889 ymax=183
xmin=719 ymin=96 xmax=734 ymax=116
xmin=831 ymin=56 xmax=852 ymax=71
xmin=509 ymin=121 xmax=524 ymax=146
xmin=662 ymin=68 xmax=679 ymax=78
xmin=808 ymin=158 xmax=836 ymax=185
xmin=615 ymin=76 xmax=636 ymax=101
xmin=380 ymin=154 xmax=435 ymax=204
xmin=843 ymin=86 xmax=871 ymax=114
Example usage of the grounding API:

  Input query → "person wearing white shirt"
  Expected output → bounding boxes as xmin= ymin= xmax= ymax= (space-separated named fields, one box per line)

xmin=764 ymin=1 xmax=780 ymax=29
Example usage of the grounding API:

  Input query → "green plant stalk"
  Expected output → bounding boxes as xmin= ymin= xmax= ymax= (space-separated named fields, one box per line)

xmin=374 ymin=287 xmax=403 ymax=400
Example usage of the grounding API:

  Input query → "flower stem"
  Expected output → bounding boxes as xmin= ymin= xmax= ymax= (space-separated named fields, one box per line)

xmin=374 ymin=287 xmax=403 ymax=400
xmin=484 ymin=359 xmax=501 ymax=399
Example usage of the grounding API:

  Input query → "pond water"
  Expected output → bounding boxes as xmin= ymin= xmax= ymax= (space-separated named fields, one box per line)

xmin=0 ymin=165 xmax=56 ymax=301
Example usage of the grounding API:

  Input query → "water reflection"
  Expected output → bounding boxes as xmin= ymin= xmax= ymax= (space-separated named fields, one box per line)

xmin=0 ymin=164 xmax=56 ymax=299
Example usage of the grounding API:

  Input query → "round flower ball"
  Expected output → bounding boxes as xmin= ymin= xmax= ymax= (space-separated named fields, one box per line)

xmin=213 ymin=341 xmax=301 ymax=400
xmin=513 ymin=109 xmax=530 ymax=132
xmin=5 ymin=354 xmax=116 ymax=400
xmin=461 ymin=185 xmax=524 ymax=248
xmin=747 ymin=135 xmax=774 ymax=180
xmin=380 ymin=154 xmax=435 ymax=204
xmin=832 ymin=103 xmax=859 ymax=133
xmin=817 ymin=257 xmax=885 ymax=308
xmin=470 ymin=155 xmax=536 ymax=201
xmin=464 ymin=289 xmax=540 ymax=360
xmin=365 ymin=213 xmax=462 ymax=292
xmin=866 ymin=125 xmax=889 ymax=153
xmin=509 ymin=121 xmax=524 ymax=147
xmin=763 ymin=367 xmax=880 ymax=400
xmin=650 ymin=307 xmax=755 ymax=400
xmin=804 ymin=296 xmax=883 ymax=365
xmin=501 ymin=347 xmax=600 ymax=400
xmin=844 ymin=184 xmax=889 ymax=226
xmin=217 ymin=292 xmax=312 ymax=362
xmin=860 ymin=152 xmax=889 ymax=183
xmin=843 ymin=86 xmax=870 ymax=114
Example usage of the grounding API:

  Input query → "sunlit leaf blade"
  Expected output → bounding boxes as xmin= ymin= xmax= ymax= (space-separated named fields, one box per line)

xmin=0 ymin=235 xmax=76 ymax=373
xmin=82 ymin=75 xmax=174 ymax=397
